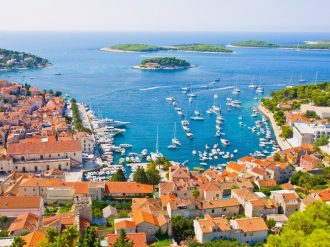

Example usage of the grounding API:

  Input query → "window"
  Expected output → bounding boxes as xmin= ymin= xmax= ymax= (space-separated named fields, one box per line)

xmin=223 ymin=208 xmax=226 ymax=211
xmin=49 ymin=154 xmax=51 ymax=158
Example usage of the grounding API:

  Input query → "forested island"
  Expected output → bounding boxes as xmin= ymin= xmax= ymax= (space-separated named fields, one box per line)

xmin=231 ymin=40 xmax=279 ymax=48
xmin=101 ymin=43 xmax=232 ymax=53
xmin=0 ymin=48 xmax=50 ymax=71
xmin=132 ymin=57 xmax=193 ymax=70
xmin=231 ymin=40 xmax=330 ymax=50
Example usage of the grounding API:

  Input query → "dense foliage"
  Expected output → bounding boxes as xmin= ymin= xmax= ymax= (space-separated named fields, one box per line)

xmin=267 ymin=202 xmax=330 ymax=247
xmin=231 ymin=40 xmax=279 ymax=48
xmin=70 ymin=98 xmax=91 ymax=133
xmin=314 ymin=136 xmax=329 ymax=147
xmin=0 ymin=48 xmax=49 ymax=70
xmin=280 ymin=126 xmax=293 ymax=139
xmin=132 ymin=165 xmax=161 ymax=186
xmin=113 ymin=229 xmax=133 ymax=247
xmin=111 ymin=43 xmax=167 ymax=52
xmin=110 ymin=168 xmax=127 ymax=181
xmin=141 ymin=57 xmax=190 ymax=67
xmin=174 ymin=44 xmax=232 ymax=53
xmin=290 ymin=167 xmax=330 ymax=190
xmin=92 ymin=200 xmax=107 ymax=218
xmin=172 ymin=215 xmax=195 ymax=243
xmin=78 ymin=226 xmax=100 ymax=247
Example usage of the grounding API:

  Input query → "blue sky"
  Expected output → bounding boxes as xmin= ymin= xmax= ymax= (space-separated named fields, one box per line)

xmin=0 ymin=0 xmax=329 ymax=32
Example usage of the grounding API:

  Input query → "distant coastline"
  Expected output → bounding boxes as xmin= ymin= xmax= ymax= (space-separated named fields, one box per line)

xmin=100 ymin=43 xmax=233 ymax=54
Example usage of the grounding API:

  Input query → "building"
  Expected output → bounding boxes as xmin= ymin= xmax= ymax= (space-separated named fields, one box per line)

xmin=194 ymin=214 xmax=231 ymax=243
xmin=300 ymin=104 xmax=330 ymax=118
xmin=169 ymin=165 xmax=191 ymax=182
xmin=104 ymin=182 xmax=153 ymax=197
xmin=6 ymin=140 xmax=82 ymax=172
xmin=292 ymin=122 xmax=330 ymax=146
xmin=0 ymin=196 xmax=43 ymax=218
xmin=8 ymin=212 xmax=40 ymax=236
xmin=73 ymin=132 xmax=94 ymax=154
xmin=226 ymin=162 xmax=247 ymax=174
xmin=300 ymin=188 xmax=330 ymax=211
xmin=299 ymin=154 xmax=322 ymax=171
xmin=114 ymin=219 xmax=136 ymax=233
xmin=230 ymin=217 xmax=268 ymax=244
xmin=270 ymin=190 xmax=300 ymax=216
xmin=107 ymin=232 xmax=147 ymax=247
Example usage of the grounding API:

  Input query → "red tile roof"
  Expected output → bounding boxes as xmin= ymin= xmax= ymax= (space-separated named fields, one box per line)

xmin=105 ymin=182 xmax=153 ymax=194
xmin=0 ymin=196 xmax=42 ymax=209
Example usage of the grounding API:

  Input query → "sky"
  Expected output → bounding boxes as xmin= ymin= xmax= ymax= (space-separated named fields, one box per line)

xmin=0 ymin=0 xmax=329 ymax=32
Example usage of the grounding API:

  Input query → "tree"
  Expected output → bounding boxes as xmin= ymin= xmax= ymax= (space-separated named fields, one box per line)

xmin=146 ymin=165 xmax=161 ymax=185
xmin=188 ymin=239 xmax=244 ymax=247
xmin=132 ymin=167 xmax=148 ymax=184
xmin=273 ymin=152 xmax=281 ymax=162
xmin=45 ymin=227 xmax=59 ymax=244
xmin=10 ymin=236 xmax=26 ymax=247
xmin=172 ymin=215 xmax=194 ymax=243
xmin=192 ymin=188 xmax=200 ymax=199
xmin=113 ymin=229 xmax=133 ymax=247
xmin=267 ymin=202 xmax=330 ymax=247
xmin=111 ymin=169 xmax=126 ymax=181
xmin=78 ymin=227 xmax=100 ymax=247
xmin=280 ymin=126 xmax=293 ymax=139
xmin=314 ymin=135 xmax=329 ymax=146
xmin=266 ymin=218 xmax=276 ymax=229
xmin=63 ymin=225 xmax=79 ymax=247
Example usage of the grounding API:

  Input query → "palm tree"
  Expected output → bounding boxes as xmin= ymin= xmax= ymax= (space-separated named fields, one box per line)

xmin=63 ymin=226 xmax=79 ymax=247
xmin=10 ymin=236 xmax=26 ymax=247
xmin=45 ymin=227 xmax=59 ymax=244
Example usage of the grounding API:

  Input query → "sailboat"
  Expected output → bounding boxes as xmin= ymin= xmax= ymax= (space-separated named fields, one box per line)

xmin=314 ymin=72 xmax=318 ymax=84
xmin=171 ymin=123 xmax=181 ymax=146
xmin=187 ymin=86 xmax=197 ymax=97
xmin=296 ymin=42 xmax=301 ymax=52
xmin=150 ymin=126 xmax=163 ymax=161
xmin=191 ymin=101 xmax=204 ymax=121
xmin=298 ymin=73 xmax=306 ymax=83
xmin=249 ymin=75 xmax=257 ymax=88
xmin=256 ymin=79 xmax=264 ymax=94
xmin=286 ymin=76 xmax=293 ymax=88
xmin=211 ymin=94 xmax=221 ymax=113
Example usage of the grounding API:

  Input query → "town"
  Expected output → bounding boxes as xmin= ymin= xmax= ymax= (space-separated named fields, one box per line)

xmin=0 ymin=79 xmax=329 ymax=247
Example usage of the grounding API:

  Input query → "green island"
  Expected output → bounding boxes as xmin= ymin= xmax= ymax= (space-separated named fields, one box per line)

xmin=231 ymin=40 xmax=330 ymax=50
xmin=101 ymin=43 xmax=233 ymax=53
xmin=132 ymin=57 xmax=193 ymax=70
xmin=0 ymin=48 xmax=50 ymax=71
xmin=231 ymin=40 xmax=279 ymax=48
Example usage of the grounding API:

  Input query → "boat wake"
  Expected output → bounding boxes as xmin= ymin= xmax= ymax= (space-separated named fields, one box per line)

xmin=140 ymin=85 xmax=173 ymax=91
xmin=197 ymin=86 xmax=235 ymax=94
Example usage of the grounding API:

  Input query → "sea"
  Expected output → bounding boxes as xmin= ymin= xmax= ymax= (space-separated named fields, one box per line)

xmin=1 ymin=32 xmax=330 ymax=170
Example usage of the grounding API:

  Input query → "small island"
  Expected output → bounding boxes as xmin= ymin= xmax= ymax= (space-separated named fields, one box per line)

xmin=132 ymin=57 xmax=193 ymax=70
xmin=230 ymin=40 xmax=279 ymax=48
xmin=172 ymin=43 xmax=232 ymax=53
xmin=0 ymin=48 xmax=50 ymax=71
xmin=230 ymin=40 xmax=330 ymax=50
xmin=101 ymin=43 xmax=233 ymax=53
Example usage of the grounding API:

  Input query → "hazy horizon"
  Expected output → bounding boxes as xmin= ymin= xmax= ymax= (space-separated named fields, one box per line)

xmin=0 ymin=0 xmax=329 ymax=32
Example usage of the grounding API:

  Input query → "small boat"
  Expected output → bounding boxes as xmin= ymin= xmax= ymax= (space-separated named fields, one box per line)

xmin=256 ymin=86 xmax=264 ymax=93
xmin=141 ymin=149 xmax=148 ymax=158
xmin=166 ymin=96 xmax=175 ymax=102
xmin=298 ymin=73 xmax=306 ymax=83
xmin=220 ymin=139 xmax=230 ymax=146
xmin=186 ymin=132 xmax=193 ymax=139
xmin=119 ymin=144 xmax=132 ymax=148
xmin=233 ymin=149 xmax=238 ymax=153
xmin=200 ymin=162 xmax=208 ymax=166
xmin=54 ymin=73 xmax=62 ymax=76
xmin=192 ymin=150 xmax=197 ymax=155
xmin=190 ymin=116 xmax=204 ymax=121
xmin=168 ymin=144 xmax=176 ymax=149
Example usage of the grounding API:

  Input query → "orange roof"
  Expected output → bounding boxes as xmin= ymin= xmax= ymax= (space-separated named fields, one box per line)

xmin=7 ymin=140 xmax=81 ymax=155
xmin=160 ymin=194 xmax=177 ymax=208
xmin=280 ymin=183 xmax=294 ymax=190
xmin=226 ymin=162 xmax=246 ymax=173
xmin=108 ymin=232 xmax=147 ymax=247
xmin=201 ymin=198 xmax=240 ymax=209
xmin=64 ymin=182 xmax=90 ymax=195
xmin=318 ymin=188 xmax=330 ymax=202
xmin=289 ymin=113 xmax=310 ymax=123
xmin=22 ymin=231 xmax=45 ymax=247
xmin=253 ymin=159 xmax=271 ymax=167
xmin=251 ymin=167 xmax=267 ymax=176
xmin=232 ymin=188 xmax=260 ymax=201
xmin=105 ymin=182 xmax=153 ymax=194
xmin=43 ymin=214 xmax=75 ymax=228
xmin=132 ymin=210 xmax=167 ymax=227
xmin=257 ymin=179 xmax=277 ymax=188
xmin=282 ymin=193 xmax=298 ymax=201
xmin=115 ymin=220 xmax=136 ymax=230
xmin=196 ymin=214 xmax=231 ymax=233
xmin=8 ymin=212 xmax=39 ymax=233
xmin=301 ymin=154 xmax=319 ymax=164
xmin=233 ymin=217 xmax=268 ymax=232
xmin=238 ymin=156 xmax=254 ymax=163
xmin=0 ymin=196 xmax=42 ymax=209
xmin=19 ymin=178 xmax=63 ymax=187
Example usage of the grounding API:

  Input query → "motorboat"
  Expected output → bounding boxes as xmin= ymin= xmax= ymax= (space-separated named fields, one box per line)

xmin=186 ymin=132 xmax=193 ymax=139
xmin=220 ymin=139 xmax=230 ymax=146
xmin=190 ymin=116 xmax=204 ymax=121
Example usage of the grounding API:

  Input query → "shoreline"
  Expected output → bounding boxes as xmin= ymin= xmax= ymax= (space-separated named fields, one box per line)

xmin=258 ymin=103 xmax=291 ymax=150
xmin=227 ymin=44 xmax=330 ymax=51
xmin=131 ymin=64 xmax=196 ymax=70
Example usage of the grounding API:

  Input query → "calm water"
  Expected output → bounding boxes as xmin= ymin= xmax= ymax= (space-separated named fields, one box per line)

xmin=1 ymin=32 xmax=330 ymax=168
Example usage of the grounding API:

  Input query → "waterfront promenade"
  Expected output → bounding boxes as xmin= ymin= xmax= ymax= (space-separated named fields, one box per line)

xmin=258 ymin=104 xmax=291 ymax=150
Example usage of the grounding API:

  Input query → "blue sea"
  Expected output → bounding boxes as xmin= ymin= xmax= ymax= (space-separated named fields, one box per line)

xmin=1 ymin=32 xmax=330 ymax=169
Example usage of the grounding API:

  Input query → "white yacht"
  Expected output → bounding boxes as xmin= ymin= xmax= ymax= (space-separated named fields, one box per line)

xmin=166 ymin=96 xmax=175 ymax=102
xmin=220 ymin=139 xmax=230 ymax=146
xmin=186 ymin=132 xmax=193 ymax=139
xmin=171 ymin=123 xmax=181 ymax=146
xmin=190 ymin=116 xmax=204 ymax=121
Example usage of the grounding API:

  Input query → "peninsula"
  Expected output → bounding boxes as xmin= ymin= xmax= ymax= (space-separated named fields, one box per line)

xmin=132 ymin=57 xmax=193 ymax=70
xmin=0 ymin=48 xmax=50 ymax=71
xmin=101 ymin=43 xmax=233 ymax=53
xmin=230 ymin=40 xmax=330 ymax=50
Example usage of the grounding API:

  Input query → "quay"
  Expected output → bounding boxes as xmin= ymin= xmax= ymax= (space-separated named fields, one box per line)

xmin=258 ymin=104 xmax=291 ymax=150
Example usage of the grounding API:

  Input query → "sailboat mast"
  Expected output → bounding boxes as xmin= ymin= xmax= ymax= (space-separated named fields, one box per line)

xmin=156 ymin=125 xmax=159 ymax=153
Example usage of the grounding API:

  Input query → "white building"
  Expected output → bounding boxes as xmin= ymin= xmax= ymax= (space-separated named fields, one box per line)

xmin=292 ymin=122 xmax=330 ymax=146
